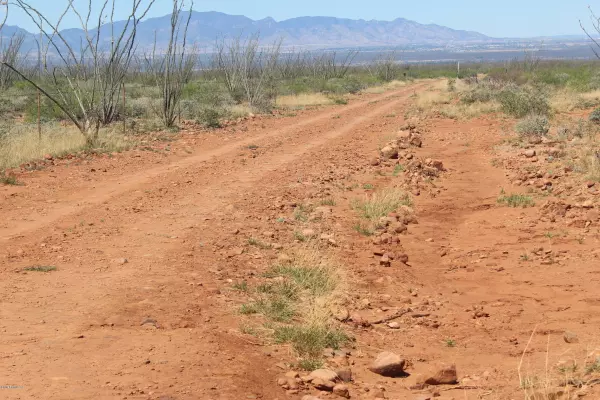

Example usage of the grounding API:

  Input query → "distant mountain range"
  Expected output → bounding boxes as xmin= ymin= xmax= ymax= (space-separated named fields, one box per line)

xmin=0 ymin=11 xmax=493 ymax=53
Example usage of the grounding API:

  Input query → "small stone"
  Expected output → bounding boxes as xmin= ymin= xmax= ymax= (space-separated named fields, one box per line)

xmin=381 ymin=145 xmax=399 ymax=160
xmin=396 ymin=253 xmax=409 ymax=264
xmin=333 ymin=384 xmax=350 ymax=398
xmin=228 ymin=247 xmax=244 ymax=258
xmin=285 ymin=371 xmax=300 ymax=379
xmin=140 ymin=318 xmax=158 ymax=328
xmin=388 ymin=322 xmax=400 ymax=329
xmin=302 ymin=229 xmax=316 ymax=238
xmin=380 ymin=254 xmax=391 ymax=267
xmin=277 ymin=378 xmax=288 ymax=386
xmin=370 ymin=158 xmax=381 ymax=166
xmin=334 ymin=308 xmax=350 ymax=322
xmin=278 ymin=253 xmax=291 ymax=263
xmin=564 ymin=331 xmax=579 ymax=344
xmin=115 ymin=258 xmax=128 ymax=265
xmin=309 ymin=369 xmax=338 ymax=382
xmin=524 ymin=149 xmax=536 ymax=158
xmin=424 ymin=364 xmax=458 ymax=385
xmin=312 ymin=378 xmax=335 ymax=391
xmin=369 ymin=352 xmax=406 ymax=377
xmin=302 ymin=396 xmax=323 ymax=400
xmin=336 ymin=369 xmax=353 ymax=383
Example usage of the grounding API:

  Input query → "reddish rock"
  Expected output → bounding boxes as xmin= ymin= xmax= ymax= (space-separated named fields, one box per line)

xmin=333 ymin=384 xmax=350 ymax=398
xmin=424 ymin=364 xmax=458 ymax=385
xmin=369 ymin=352 xmax=406 ymax=377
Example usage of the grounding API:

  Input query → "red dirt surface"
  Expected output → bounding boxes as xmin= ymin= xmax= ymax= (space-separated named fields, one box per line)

xmin=1 ymin=83 xmax=599 ymax=400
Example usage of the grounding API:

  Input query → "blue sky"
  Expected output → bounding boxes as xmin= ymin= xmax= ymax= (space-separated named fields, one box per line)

xmin=3 ymin=0 xmax=596 ymax=38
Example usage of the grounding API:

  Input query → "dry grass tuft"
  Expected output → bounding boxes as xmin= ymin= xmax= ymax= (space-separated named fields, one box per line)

xmin=362 ymin=80 xmax=408 ymax=94
xmin=239 ymin=245 xmax=349 ymax=369
xmin=276 ymin=93 xmax=335 ymax=108
xmin=550 ymin=89 xmax=600 ymax=113
xmin=353 ymin=187 xmax=412 ymax=221
xmin=0 ymin=123 xmax=133 ymax=169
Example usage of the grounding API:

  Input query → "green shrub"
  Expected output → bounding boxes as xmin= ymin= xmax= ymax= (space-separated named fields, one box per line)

xmin=589 ymin=108 xmax=600 ymax=124
xmin=515 ymin=115 xmax=550 ymax=137
xmin=497 ymin=86 xmax=550 ymax=117
xmin=196 ymin=108 xmax=222 ymax=128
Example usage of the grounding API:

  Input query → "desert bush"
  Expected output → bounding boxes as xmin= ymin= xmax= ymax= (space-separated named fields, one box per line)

xmin=497 ymin=86 xmax=550 ymax=117
xmin=589 ymin=108 xmax=600 ymax=124
xmin=460 ymin=85 xmax=495 ymax=104
xmin=515 ymin=115 xmax=550 ymax=137
xmin=126 ymin=97 xmax=157 ymax=119
xmin=196 ymin=108 xmax=223 ymax=128
xmin=447 ymin=78 xmax=456 ymax=92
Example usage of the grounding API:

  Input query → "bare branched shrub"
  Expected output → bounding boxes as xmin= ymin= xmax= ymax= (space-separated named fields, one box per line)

xmin=144 ymin=0 xmax=197 ymax=127
xmin=0 ymin=33 xmax=25 ymax=90
xmin=308 ymin=50 xmax=358 ymax=80
xmin=2 ymin=0 xmax=156 ymax=145
xmin=213 ymin=34 xmax=281 ymax=111
xmin=367 ymin=50 xmax=402 ymax=82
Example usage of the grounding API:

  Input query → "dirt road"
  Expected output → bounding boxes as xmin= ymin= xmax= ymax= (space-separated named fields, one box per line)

xmin=1 ymin=82 xmax=599 ymax=400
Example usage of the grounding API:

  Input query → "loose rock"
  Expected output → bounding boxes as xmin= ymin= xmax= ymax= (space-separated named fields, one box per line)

xmin=333 ymin=384 xmax=350 ymax=398
xmin=424 ymin=364 xmax=458 ymax=385
xmin=312 ymin=378 xmax=335 ymax=391
xmin=369 ymin=352 xmax=406 ymax=377
xmin=309 ymin=369 xmax=339 ymax=382
xmin=564 ymin=331 xmax=579 ymax=344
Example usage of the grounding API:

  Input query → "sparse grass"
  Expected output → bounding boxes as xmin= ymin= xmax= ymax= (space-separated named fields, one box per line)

xmin=0 ymin=123 xmax=133 ymax=169
xmin=248 ymin=237 xmax=273 ymax=250
xmin=585 ymin=359 xmax=600 ymax=374
xmin=362 ymin=80 xmax=407 ymax=94
xmin=393 ymin=164 xmax=404 ymax=176
xmin=0 ymin=171 xmax=19 ymax=185
xmin=238 ymin=247 xmax=346 ymax=368
xmin=353 ymin=187 xmax=412 ymax=221
xmin=293 ymin=204 xmax=313 ymax=222
xmin=520 ymin=253 xmax=530 ymax=261
xmin=240 ymin=298 xmax=296 ymax=322
xmin=330 ymin=96 xmax=348 ymax=105
xmin=320 ymin=198 xmax=336 ymax=206
xmin=266 ymin=262 xmax=339 ymax=297
xmin=22 ymin=265 xmax=57 ymax=273
xmin=294 ymin=231 xmax=307 ymax=242
xmin=497 ymin=192 xmax=535 ymax=208
xmin=240 ymin=324 xmax=260 ymax=336
xmin=232 ymin=281 xmax=249 ymax=292
xmin=544 ymin=232 xmax=557 ymax=239
xmin=353 ymin=223 xmax=374 ymax=236
xmin=297 ymin=358 xmax=324 ymax=371
xmin=363 ymin=183 xmax=374 ymax=190
xmin=276 ymin=93 xmax=335 ymax=108
xmin=274 ymin=324 xmax=349 ymax=358
xmin=247 ymin=144 xmax=259 ymax=150
xmin=445 ymin=339 xmax=457 ymax=347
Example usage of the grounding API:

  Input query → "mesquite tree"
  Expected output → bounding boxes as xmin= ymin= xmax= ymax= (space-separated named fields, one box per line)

xmin=1 ymin=0 xmax=155 ymax=145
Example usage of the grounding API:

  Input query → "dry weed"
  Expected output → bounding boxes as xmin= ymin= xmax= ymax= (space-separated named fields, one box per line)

xmin=276 ymin=93 xmax=334 ymax=108
xmin=0 ymin=123 xmax=133 ymax=169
